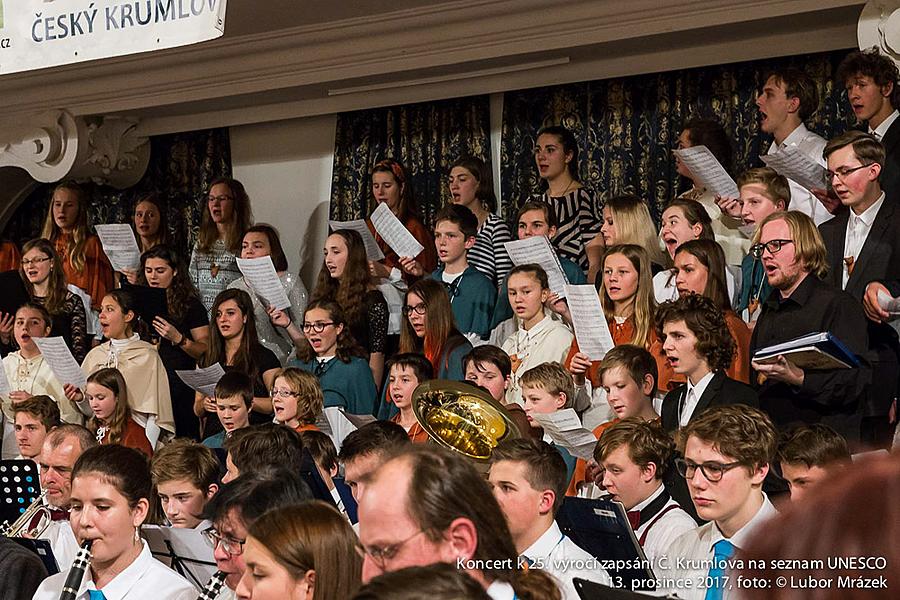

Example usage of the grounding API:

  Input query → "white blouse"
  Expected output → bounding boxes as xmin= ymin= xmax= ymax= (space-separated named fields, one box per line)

xmin=33 ymin=541 xmax=195 ymax=600
xmin=501 ymin=314 xmax=574 ymax=407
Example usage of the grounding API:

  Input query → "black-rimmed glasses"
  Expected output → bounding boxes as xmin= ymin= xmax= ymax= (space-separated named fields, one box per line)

xmin=749 ymin=239 xmax=793 ymax=259
xmin=675 ymin=457 xmax=744 ymax=483
xmin=402 ymin=303 xmax=427 ymax=316
xmin=302 ymin=321 xmax=335 ymax=333
xmin=825 ymin=163 xmax=873 ymax=182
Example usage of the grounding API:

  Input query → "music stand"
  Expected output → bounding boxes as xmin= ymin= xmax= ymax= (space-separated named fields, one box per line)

xmin=556 ymin=496 xmax=657 ymax=593
xmin=0 ymin=459 xmax=41 ymax=528
xmin=11 ymin=537 xmax=60 ymax=575
xmin=143 ymin=525 xmax=218 ymax=591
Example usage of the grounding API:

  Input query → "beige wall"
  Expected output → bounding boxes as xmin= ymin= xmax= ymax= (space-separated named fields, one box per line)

xmin=230 ymin=115 xmax=337 ymax=292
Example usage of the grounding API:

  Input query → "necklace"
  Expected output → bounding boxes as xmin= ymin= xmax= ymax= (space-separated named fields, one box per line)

xmin=547 ymin=178 xmax=575 ymax=198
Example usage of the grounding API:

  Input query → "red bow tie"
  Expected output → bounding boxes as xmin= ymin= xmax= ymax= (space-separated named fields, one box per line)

xmin=48 ymin=508 xmax=69 ymax=522
xmin=627 ymin=510 xmax=641 ymax=530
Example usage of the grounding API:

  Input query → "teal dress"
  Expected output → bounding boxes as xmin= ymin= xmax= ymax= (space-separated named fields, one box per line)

xmin=491 ymin=254 xmax=587 ymax=328
xmin=427 ymin=265 xmax=496 ymax=339
xmin=291 ymin=356 xmax=377 ymax=416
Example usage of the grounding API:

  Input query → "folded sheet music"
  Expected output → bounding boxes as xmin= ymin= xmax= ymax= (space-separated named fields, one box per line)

xmin=370 ymin=202 xmax=425 ymax=259
xmin=236 ymin=256 xmax=291 ymax=310
xmin=175 ymin=364 xmax=226 ymax=398
xmin=673 ymin=145 xmax=739 ymax=198
xmin=329 ymin=219 xmax=385 ymax=261
xmin=565 ymin=284 xmax=615 ymax=360
xmin=95 ymin=224 xmax=143 ymax=272
xmin=33 ymin=336 xmax=87 ymax=388
xmin=504 ymin=237 xmax=569 ymax=297
xmin=760 ymin=146 xmax=827 ymax=191
xmin=532 ymin=409 xmax=598 ymax=460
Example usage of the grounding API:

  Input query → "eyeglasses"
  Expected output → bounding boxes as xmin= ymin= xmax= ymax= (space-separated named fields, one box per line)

xmin=202 ymin=527 xmax=245 ymax=556
xmin=749 ymin=239 xmax=793 ymax=259
xmin=675 ymin=457 xmax=744 ymax=483
xmin=21 ymin=257 xmax=51 ymax=266
xmin=207 ymin=195 xmax=234 ymax=203
xmin=356 ymin=530 xmax=426 ymax=569
xmin=825 ymin=163 xmax=873 ymax=182
xmin=270 ymin=388 xmax=299 ymax=399
xmin=302 ymin=321 xmax=335 ymax=333
xmin=402 ymin=303 xmax=427 ymax=316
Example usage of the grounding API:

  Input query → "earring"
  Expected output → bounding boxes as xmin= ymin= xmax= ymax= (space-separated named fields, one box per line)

xmin=134 ymin=527 xmax=140 ymax=543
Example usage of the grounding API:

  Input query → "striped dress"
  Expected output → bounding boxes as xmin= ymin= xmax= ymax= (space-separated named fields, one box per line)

xmin=542 ymin=187 xmax=604 ymax=270
xmin=468 ymin=213 xmax=513 ymax=288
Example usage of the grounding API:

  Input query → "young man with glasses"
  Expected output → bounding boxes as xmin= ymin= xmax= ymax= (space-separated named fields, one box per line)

xmin=749 ymin=211 xmax=869 ymax=447
xmin=660 ymin=404 xmax=778 ymax=600
xmin=201 ymin=470 xmax=312 ymax=598
xmin=819 ymin=130 xmax=900 ymax=450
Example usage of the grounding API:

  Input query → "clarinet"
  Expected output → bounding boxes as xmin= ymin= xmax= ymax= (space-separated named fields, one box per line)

xmin=197 ymin=570 xmax=228 ymax=600
xmin=58 ymin=540 xmax=93 ymax=600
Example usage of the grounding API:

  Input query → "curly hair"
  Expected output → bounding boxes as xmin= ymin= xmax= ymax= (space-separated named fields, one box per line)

xmin=294 ymin=299 xmax=366 ymax=363
xmin=140 ymin=245 xmax=200 ymax=323
xmin=313 ymin=229 xmax=372 ymax=329
xmin=655 ymin=293 xmax=735 ymax=372
xmin=681 ymin=404 xmax=778 ymax=472
xmin=837 ymin=47 xmax=900 ymax=109
xmin=595 ymin=417 xmax=674 ymax=481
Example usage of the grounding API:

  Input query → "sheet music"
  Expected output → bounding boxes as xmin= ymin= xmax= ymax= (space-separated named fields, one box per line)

xmin=329 ymin=219 xmax=385 ymax=261
xmin=236 ymin=256 xmax=291 ymax=310
xmin=175 ymin=364 xmax=226 ymax=398
xmin=369 ymin=202 xmax=425 ymax=259
xmin=564 ymin=284 xmax=615 ymax=360
xmin=33 ymin=337 xmax=87 ymax=388
xmin=877 ymin=289 xmax=900 ymax=316
xmin=322 ymin=406 xmax=360 ymax=449
xmin=342 ymin=410 xmax=376 ymax=430
xmin=673 ymin=145 xmax=739 ymax=198
xmin=94 ymin=224 xmax=142 ymax=272
xmin=532 ymin=409 xmax=598 ymax=460
xmin=760 ymin=146 xmax=827 ymax=191
xmin=504 ymin=237 xmax=569 ymax=297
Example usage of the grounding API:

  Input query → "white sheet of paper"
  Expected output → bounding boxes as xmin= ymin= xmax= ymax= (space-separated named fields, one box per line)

xmin=94 ymin=224 xmax=142 ymax=272
xmin=67 ymin=284 xmax=98 ymax=336
xmin=370 ymin=202 xmax=425 ymax=259
xmin=329 ymin=219 xmax=385 ymax=261
xmin=504 ymin=237 xmax=569 ymax=297
xmin=564 ymin=284 xmax=615 ymax=360
xmin=175 ymin=364 xmax=226 ymax=398
xmin=236 ymin=256 xmax=291 ymax=310
xmin=322 ymin=406 xmax=360 ymax=449
xmin=33 ymin=336 xmax=87 ymax=388
xmin=877 ymin=289 xmax=900 ymax=315
xmin=673 ymin=145 xmax=739 ymax=198
xmin=760 ymin=147 xmax=827 ymax=192
xmin=532 ymin=409 xmax=598 ymax=460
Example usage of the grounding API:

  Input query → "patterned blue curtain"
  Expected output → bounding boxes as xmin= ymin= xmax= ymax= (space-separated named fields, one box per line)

xmin=500 ymin=49 xmax=856 ymax=223
xmin=330 ymin=95 xmax=492 ymax=226
xmin=3 ymin=128 xmax=231 ymax=261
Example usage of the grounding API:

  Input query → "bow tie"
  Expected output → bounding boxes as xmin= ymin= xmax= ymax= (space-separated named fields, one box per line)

xmin=627 ymin=510 xmax=641 ymax=530
xmin=48 ymin=508 xmax=70 ymax=522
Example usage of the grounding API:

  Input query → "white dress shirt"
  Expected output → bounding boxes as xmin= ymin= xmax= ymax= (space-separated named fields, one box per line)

xmin=39 ymin=519 xmax=80 ymax=573
xmin=842 ymin=192 xmax=886 ymax=288
xmin=520 ymin=521 xmax=611 ymax=600
xmin=486 ymin=580 xmax=516 ymax=600
xmin=680 ymin=371 xmax=715 ymax=427
xmin=631 ymin=485 xmax=696 ymax=563
xmin=659 ymin=494 xmax=778 ymax=600
xmin=869 ymin=109 xmax=900 ymax=140
xmin=766 ymin=123 xmax=830 ymax=226
xmin=502 ymin=314 xmax=574 ymax=406
xmin=33 ymin=540 xmax=196 ymax=600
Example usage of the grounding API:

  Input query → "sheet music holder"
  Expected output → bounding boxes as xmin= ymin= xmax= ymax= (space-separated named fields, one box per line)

xmin=574 ymin=578 xmax=675 ymax=600
xmin=120 ymin=282 xmax=169 ymax=324
xmin=556 ymin=496 xmax=656 ymax=593
xmin=11 ymin=537 xmax=59 ymax=575
xmin=0 ymin=270 xmax=30 ymax=317
xmin=142 ymin=525 xmax=217 ymax=590
xmin=0 ymin=459 xmax=41 ymax=527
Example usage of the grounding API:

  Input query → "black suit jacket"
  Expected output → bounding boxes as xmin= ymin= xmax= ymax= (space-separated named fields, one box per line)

xmin=819 ymin=203 xmax=900 ymax=417
xmin=879 ymin=118 xmax=900 ymax=201
xmin=660 ymin=371 xmax=759 ymax=433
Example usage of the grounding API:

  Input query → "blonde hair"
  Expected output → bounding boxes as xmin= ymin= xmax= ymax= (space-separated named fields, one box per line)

xmin=737 ymin=168 xmax=791 ymax=208
xmin=275 ymin=367 xmax=324 ymax=425
xmin=752 ymin=211 xmax=828 ymax=280
xmin=41 ymin=182 xmax=91 ymax=272
xmin=605 ymin=195 xmax=667 ymax=265
xmin=519 ymin=363 xmax=575 ymax=409
xmin=600 ymin=244 xmax=657 ymax=349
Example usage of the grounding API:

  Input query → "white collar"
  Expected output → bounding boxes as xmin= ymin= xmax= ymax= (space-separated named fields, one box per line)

xmin=686 ymin=370 xmax=715 ymax=398
xmin=522 ymin=520 xmax=565 ymax=560
xmin=517 ymin=313 xmax=553 ymax=338
xmin=709 ymin=493 xmax=777 ymax=551
xmin=775 ymin=122 xmax=811 ymax=149
xmin=850 ymin=191 xmax=886 ymax=227
xmin=316 ymin=355 xmax=335 ymax=363
xmin=486 ymin=580 xmax=516 ymax=600
xmin=83 ymin=541 xmax=154 ymax=596
xmin=870 ymin=109 xmax=900 ymax=139
xmin=630 ymin=482 xmax=666 ymax=513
